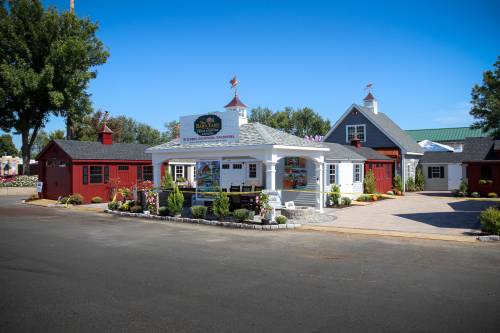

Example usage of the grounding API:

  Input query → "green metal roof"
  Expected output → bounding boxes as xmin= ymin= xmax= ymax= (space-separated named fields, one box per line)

xmin=405 ymin=127 xmax=488 ymax=142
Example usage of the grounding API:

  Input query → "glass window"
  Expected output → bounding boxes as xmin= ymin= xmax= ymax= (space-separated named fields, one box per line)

xmin=90 ymin=166 xmax=103 ymax=184
xmin=480 ymin=166 xmax=492 ymax=180
xmin=118 ymin=165 xmax=129 ymax=171
xmin=346 ymin=125 xmax=366 ymax=142
xmin=143 ymin=165 xmax=153 ymax=181
xmin=82 ymin=166 xmax=88 ymax=185
xmin=328 ymin=164 xmax=337 ymax=185
xmin=222 ymin=164 xmax=230 ymax=169
xmin=232 ymin=163 xmax=243 ymax=169
xmin=104 ymin=166 xmax=109 ymax=183
xmin=248 ymin=164 xmax=257 ymax=178
xmin=137 ymin=165 xmax=142 ymax=182
xmin=175 ymin=165 xmax=184 ymax=180
xmin=354 ymin=164 xmax=362 ymax=182
xmin=429 ymin=166 xmax=444 ymax=179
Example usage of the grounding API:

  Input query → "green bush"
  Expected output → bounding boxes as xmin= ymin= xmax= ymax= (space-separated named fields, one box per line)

xmin=364 ymin=169 xmax=376 ymax=194
xmin=161 ymin=173 xmax=174 ymax=190
xmin=479 ymin=207 xmax=500 ymax=235
xmin=415 ymin=168 xmax=425 ymax=191
xmin=119 ymin=201 xmax=131 ymax=211
xmin=357 ymin=194 xmax=372 ymax=202
xmin=276 ymin=215 xmax=288 ymax=224
xmin=341 ymin=197 xmax=352 ymax=206
xmin=167 ymin=183 xmax=184 ymax=216
xmin=329 ymin=184 xmax=341 ymax=206
xmin=393 ymin=175 xmax=403 ymax=193
xmin=67 ymin=193 xmax=84 ymax=205
xmin=91 ymin=196 xmax=103 ymax=204
xmin=471 ymin=192 xmax=480 ymax=198
xmin=487 ymin=192 xmax=498 ymax=198
xmin=459 ymin=180 xmax=468 ymax=194
xmin=478 ymin=179 xmax=493 ymax=185
xmin=213 ymin=189 xmax=230 ymax=220
xmin=386 ymin=190 xmax=394 ymax=196
xmin=191 ymin=205 xmax=208 ymax=219
xmin=58 ymin=196 xmax=68 ymax=204
xmin=158 ymin=206 xmax=169 ymax=216
xmin=108 ymin=201 xmax=119 ymax=210
xmin=130 ymin=205 xmax=143 ymax=213
xmin=233 ymin=208 xmax=250 ymax=222
xmin=406 ymin=177 xmax=416 ymax=192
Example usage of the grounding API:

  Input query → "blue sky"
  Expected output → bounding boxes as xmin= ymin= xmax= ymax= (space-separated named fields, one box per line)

xmin=6 ymin=0 xmax=500 ymax=148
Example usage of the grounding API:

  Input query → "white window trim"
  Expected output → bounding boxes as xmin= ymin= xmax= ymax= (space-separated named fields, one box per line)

xmin=345 ymin=124 xmax=366 ymax=143
xmin=175 ymin=165 xmax=185 ymax=180
xmin=248 ymin=163 xmax=257 ymax=179
xmin=327 ymin=163 xmax=338 ymax=185
xmin=353 ymin=163 xmax=363 ymax=183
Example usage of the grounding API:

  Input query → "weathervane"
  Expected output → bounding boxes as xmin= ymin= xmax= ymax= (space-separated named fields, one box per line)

xmin=365 ymin=83 xmax=373 ymax=92
xmin=229 ymin=75 xmax=239 ymax=95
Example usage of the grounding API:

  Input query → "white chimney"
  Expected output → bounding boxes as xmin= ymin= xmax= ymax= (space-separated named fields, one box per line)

xmin=363 ymin=92 xmax=378 ymax=114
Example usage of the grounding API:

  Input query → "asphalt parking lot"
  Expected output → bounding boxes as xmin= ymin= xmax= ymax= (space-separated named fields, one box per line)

xmin=1 ymin=196 xmax=500 ymax=332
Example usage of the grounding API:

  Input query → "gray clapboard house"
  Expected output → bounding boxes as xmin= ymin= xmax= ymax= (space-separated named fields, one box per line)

xmin=323 ymin=92 xmax=424 ymax=189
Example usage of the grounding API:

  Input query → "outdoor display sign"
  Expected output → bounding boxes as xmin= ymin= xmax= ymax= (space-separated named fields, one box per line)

xmin=265 ymin=190 xmax=282 ymax=208
xmin=36 ymin=181 xmax=43 ymax=193
xmin=283 ymin=157 xmax=307 ymax=189
xmin=180 ymin=110 xmax=240 ymax=145
xmin=196 ymin=160 xmax=220 ymax=199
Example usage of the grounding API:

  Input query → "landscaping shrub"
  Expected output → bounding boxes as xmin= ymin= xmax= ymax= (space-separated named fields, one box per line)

xmin=119 ymin=201 xmax=132 ymax=211
xmin=329 ymin=184 xmax=341 ymax=206
xmin=341 ymin=197 xmax=352 ymax=206
xmin=233 ymin=208 xmax=250 ymax=222
xmin=213 ymin=189 xmax=230 ymax=220
xmin=91 ymin=196 xmax=103 ymax=204
xmin=67 ymin=193 xmax=84 ymax=205
xmin=478 ymin=179 xmax=493 ymax=185
xmin=161 ymin=173 xmax=174 ymax=190
xmin=357 ymin=194 xmax=372 ymax=202
xmin=191 ymin=205 xmax=208 ymax=219
xmin=386 ymin=190 xmax=394 ymax=196
xmin=276 ymin=215 xmax=288 ymax=224
xmin=158 ymin=206 xmax=169 ymax=216
xmin=471 ymin=192 xmax=480 ymax=198
xmin=487 ymin=192 xmax=498 ymax=198
xmin=479 ymin=207 xmax=500 ymax=235
xmin=406 ymin=177 xmax=416 ymax=192
xmin=167 ymin=183 xmax=184 ymax=216
xmin=58 ymin=196 xmax=68 ymax=204
xmin=130 ymin=205 xmax=143 ymax=213
xmin=459 ymin=180 xmax=468 ymax=195
xmin=364 ymin=169 xmax=376 ymax=194
xmin=415 ymin=168 xmax=425 ymax=191
xmin=108 ymin=201 xmax=119 ymax=210
xmin=393 ymin=175 xmax=403 ymax=193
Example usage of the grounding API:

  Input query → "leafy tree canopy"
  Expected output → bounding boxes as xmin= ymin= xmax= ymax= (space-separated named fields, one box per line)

xmin=249 ymin=106 xmax=330 ymax=137
xmin=31 ymin=129 xmax=64 ymax=156
xmin=162 ymin=120 xmax=180 ymax=142
xmin=0 ymin=134 xmax=19 ymax=156
xmin=0 ymin=0 xmax=109 ymax=173
xmin=470 ymin=56 xmax=500 ymax=136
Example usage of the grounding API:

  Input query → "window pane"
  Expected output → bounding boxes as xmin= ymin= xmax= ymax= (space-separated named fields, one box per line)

xmin=83 ymin=166 xmax=88 ymax=185
xmin=143 ymin=166 xmax=153 ymax=181
xmin=175 ymin=165 xmax=184 ymax=180
xmin=329 ymin=164 xmax=337 ymax=184
xmin=104 ymin=166 xmax=109 ymax=183
xmin=249 ymin=164 xmax=257 ymax=178
xmin=90 ymin=166 xmax=103 ymax=184
xmin=118 ymin=165 xmax=129 ymax=171
xmin=356 ymin=125 xmax=365 ymax=141
xmin=137 ymin=165 xmax=142 ymax=182
xmin=232 ymin=164 xmax=242 ymax=169
xmin=222 ymin=164 xmax=230 ymax=169
xmin=347 ymin=126 xmax=356 ymax=141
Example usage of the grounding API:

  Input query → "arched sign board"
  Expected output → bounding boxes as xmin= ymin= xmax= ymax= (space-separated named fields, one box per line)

xmin=180 ymin=110 xmax=240 ymax=145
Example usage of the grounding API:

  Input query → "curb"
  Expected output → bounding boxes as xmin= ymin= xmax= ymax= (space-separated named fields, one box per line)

xmin=299 ymin=225 xmax=479 ymax=243
xmin=105 ymin=209 xmax=301 ymax=231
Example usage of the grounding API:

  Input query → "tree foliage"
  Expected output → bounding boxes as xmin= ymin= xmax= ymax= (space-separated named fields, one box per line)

xmin=470 ymin=56 xmax=500 ymax=136
xmin=31 ymin=129 xmax=65 ymax=156
xmin=163 ymin=120 xmax=180 ymax=142
xmin=0 ymin=134 xmax=19 ymax=156
xmin=0 ymin=0 xmax=108 ymax=173
xmin=249 ymin=106 xmax=330 ymax=137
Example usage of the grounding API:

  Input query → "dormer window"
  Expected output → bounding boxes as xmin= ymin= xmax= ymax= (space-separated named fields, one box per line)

xmin=346 ymin=124 xmax=366 ymax=143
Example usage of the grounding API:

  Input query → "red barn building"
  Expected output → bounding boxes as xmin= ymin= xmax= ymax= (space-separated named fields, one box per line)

xmin=463 ymin=137 xmax=500 ymax=196
xmin=36 ymin=125 xmax=152 ymax=203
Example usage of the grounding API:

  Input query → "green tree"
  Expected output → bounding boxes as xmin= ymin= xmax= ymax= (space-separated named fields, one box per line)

xmin=470 ymin=56 xmax=500 ymax=136
xmin=0 ymin=134 xmax=19 ymax=156
xmin=31 ymin=129 xmax=65 ymax=156
xmin=0 ymin=0 xmax=109 ymax=174
xmin=364 ymin=169 xmax=376 ymax=194
xmin=162 ymin=120 xmax=180 ymax=142
xmin=249 ymin=107 xmax=275 ymax=127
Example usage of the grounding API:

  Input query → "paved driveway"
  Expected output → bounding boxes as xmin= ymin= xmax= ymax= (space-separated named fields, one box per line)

xmin=315 ymin=192 xmax=498 ymax=236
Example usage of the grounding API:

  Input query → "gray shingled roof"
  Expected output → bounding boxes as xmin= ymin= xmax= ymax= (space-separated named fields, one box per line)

xmin=343 ymin=145 xmax=392 ymax=161
xmin=48 ymin=140 xmax=151 ymax=160
xmin=462 ymin=137 xmax=499 ymax=161
xmin=354 ymin=105 xmax=424 ymax=154
xmin=322 ymin=143 xmax=365 ymax=161
xmin=148 ymin=122 xmax=325 ymax=151
xmin=420 ymin=151 xmax=463 ymax=164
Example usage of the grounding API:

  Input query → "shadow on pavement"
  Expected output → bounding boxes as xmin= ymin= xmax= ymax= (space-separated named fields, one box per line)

xmin=395 ymin=212 xmax=480 ymax=230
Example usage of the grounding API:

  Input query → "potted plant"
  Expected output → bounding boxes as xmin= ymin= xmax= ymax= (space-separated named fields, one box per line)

xmin=259 ymin=191 xmax=272 ymax=224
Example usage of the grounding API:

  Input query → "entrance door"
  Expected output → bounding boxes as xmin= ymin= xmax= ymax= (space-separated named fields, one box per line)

xmin=117 ymin=165 xmax=131 ymax=187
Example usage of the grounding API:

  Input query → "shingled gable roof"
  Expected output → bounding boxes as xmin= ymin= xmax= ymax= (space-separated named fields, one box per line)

xmin=38 ymin=140 xmax=151 ymax=161
xmin=462 ymin=137 xmax=500 ymax=162
xmin=343 ymin=145 xmax=393 ymax=161
xmin=322 ymin=142 xmax=365 ymax=161
xmin=147 ymin=122 xmax=326 ymax=152
xmin=325 ymin=104 xmax=424 ymax=154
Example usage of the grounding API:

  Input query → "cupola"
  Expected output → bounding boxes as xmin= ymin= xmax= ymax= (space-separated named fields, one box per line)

xmin=363 ymin=85 xmax=379 ymax=114
xmin=98 ymin=113 xmax=113 ymax=145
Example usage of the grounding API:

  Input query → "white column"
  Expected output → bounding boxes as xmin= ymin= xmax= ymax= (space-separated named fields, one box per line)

xmin=264 ymin=161 xmax=277 ymax=190
xmin=153 ymin=162 xmax=162 ymax=188
xmin=315 ymin=161 xmax=324 ymax=212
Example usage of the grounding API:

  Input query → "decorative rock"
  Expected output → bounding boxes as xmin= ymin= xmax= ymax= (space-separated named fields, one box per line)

xmin=477 ymin=235 xmax=500 ymax=242
xmin=270 ymin=225 xmax=278 ymax=230
xmin=278 ymin=224 xmax=286 ymax=229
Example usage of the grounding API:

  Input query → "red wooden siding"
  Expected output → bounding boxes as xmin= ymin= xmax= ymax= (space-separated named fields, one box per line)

xmin=466 ymin=163 xmax=500 ymax=196
xmin=365 ymin=160 xmax=394 ymax=193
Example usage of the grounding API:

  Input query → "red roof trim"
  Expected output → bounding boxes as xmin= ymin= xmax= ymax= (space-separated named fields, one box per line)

xmin=224 ymin=95 xmax=247 ymax=108
xmin=363 ymin=92 xmax=375 ymax=101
